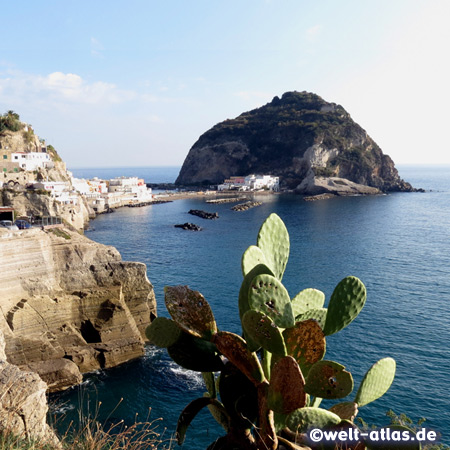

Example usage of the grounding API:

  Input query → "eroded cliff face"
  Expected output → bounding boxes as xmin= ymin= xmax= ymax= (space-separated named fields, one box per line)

xmin=1 ymin=189 xmax=91 ymax=231
xmin=0 ymin=329 xmax=60 ymax=446
xmin=0 ymin=227 xmax=156 ymax=392
xmin=176 ymin=91 xmax=414 ymax=193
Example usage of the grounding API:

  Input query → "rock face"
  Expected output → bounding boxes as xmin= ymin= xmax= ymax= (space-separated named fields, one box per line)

xmin=0 ymin=227 xmax=156 ymax=392
xmin=0 ymin=329 xmax=60 ymax=446
xmin=176 ymin=91 xmax=414 ymax=193
xmin=1 ymin=189 xmax=91 ymax=231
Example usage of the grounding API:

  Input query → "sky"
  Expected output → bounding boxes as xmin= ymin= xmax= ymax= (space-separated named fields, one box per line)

xmin=1 ymin=0 xmax=449 ymax=168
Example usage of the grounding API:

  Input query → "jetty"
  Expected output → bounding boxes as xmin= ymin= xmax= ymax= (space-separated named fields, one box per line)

xmin=231 ymin=201 xmax=262 ymax=211
xmin=188 ymin=209 xmax=219 ymax=220
xmin=206 ymin=197 xmax=244 ymax=204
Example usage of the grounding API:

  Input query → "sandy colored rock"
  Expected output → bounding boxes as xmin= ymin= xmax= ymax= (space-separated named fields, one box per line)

xmin=0 ymin=227 xmax=156 ymax=391
xmin=296 ymin=175 xmax=382 ymax=196
xmin=0 ymin=329 xmax=61 ymax=446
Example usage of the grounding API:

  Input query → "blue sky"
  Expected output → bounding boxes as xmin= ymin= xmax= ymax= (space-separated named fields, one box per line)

xmin=1 ymin=0 xmax=449 ymax=168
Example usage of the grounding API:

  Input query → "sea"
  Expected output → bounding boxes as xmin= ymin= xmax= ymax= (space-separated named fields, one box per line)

xmin=49 ymin=165 xmax=450 ymax=448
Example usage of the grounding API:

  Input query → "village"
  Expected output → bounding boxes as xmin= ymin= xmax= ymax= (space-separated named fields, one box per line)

xmin=0 ymin=132 xmax=281 ymax=230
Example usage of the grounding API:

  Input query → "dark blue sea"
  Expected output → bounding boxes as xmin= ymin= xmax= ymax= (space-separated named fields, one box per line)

xmin=51 ymin=165 xmax=450 ymax=448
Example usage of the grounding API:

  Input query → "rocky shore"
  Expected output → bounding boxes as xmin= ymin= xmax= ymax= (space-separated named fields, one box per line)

xmin=0 ymin=226 xmax=156 ymax=393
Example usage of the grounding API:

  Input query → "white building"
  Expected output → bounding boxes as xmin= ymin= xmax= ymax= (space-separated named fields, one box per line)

xmin=108 ymin=177 xmax=152 ymax=203
xmin=11 ymin=152 xmax=54 ymax=171
xmin=218 ymin=174 xmax=280 ymax=192
xmin=32 ymin=181 xmax=70 ymax=197
xmin=72 ymin=177 xmax=108 ymax=195
xmin=245 ymin=174 xmax=280 ymax=191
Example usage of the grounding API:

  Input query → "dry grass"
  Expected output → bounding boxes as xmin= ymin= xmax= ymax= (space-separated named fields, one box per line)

xmin=1 ymin=396 xmax=174 ymax=450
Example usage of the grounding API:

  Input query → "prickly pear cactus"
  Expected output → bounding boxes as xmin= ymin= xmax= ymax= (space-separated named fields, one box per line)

xmin=242 ymin=310 xmax=286 ymax=356
xmin=146 ymin=214 xmax=400 ymax=450
xmin=212 ymin=331 xmax=265 ymax=385
xmin=238 ymin=263 xmax=274 ymax=352
xmin=241 ymin=245 xmax=270 ymax=277
xmin=328 ymin=401 xmax=359 ymax=421
xmin=257 ymin=213 xmax=290 ymax=280
xmin=323 ymin=276 xmax=366 ymax=336
xmin=305 ymin=360 xmax=354 ymax=399
xmin=286 ymin=407 xmax=341 ymax=433
xmin=248 ymin=274 xmax=295 ymax=328
xmin=295 ymin=307 xmax=328 ymax=330
xmin=165 ymin=285 xmax=217 ymax=340
xmin=145 ymin=316 xmax=181 ymax=348
xmin=354 ymin=357 xmax=396 ymax=407
xmin=283 ymin=319 xmax=326 ymax=376
xmin=291 ymin=288 xmax=326 ymax=317
xmin=168 ymin=332 xmax=224 ymax=372
xmin=267 ymin=356 xmax=306 ymax=414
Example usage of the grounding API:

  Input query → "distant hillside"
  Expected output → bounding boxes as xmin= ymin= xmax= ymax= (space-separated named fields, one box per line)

xmin=0 ymin=111 xmax=67 ymax=182
xmin=176 ymin=91 xmax=413 ymax=192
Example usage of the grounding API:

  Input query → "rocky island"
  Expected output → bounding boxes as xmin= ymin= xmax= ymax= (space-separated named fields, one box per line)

xmin=176 ymin=91 xmax=414 ymax=195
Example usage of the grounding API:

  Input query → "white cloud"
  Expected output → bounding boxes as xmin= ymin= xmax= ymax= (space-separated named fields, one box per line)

xmin=0 ymin=70 xmax=136 ymax=106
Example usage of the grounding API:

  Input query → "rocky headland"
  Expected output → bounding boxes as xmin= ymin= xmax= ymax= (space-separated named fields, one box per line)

xmin=0 ymin=226 xmax=156 ymax=393
xmin=175 ymin=91 xmax=415 ymax=195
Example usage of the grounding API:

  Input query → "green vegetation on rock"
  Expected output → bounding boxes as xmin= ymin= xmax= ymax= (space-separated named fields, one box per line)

xmin=176 ymin=91 xmax=414 ymax=192
xmin=0 ymin=111 xmax=23 ymax=133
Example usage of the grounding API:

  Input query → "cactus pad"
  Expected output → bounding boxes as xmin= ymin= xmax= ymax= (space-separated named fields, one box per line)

xmin=305 ymin=360 xmax=354 ymax=399
xmin=257 ymin=213 xmax=290 ymax=280
xmin=145 ymin=316 xmax=181 ymax=348
xmin=286 ymin=407 xmax=341 ymax=433
xmin=283 ymin=319 xmax=326 ymax=376
xmin=241 ymin=245 xmax=270 ymax=277
xmin=295 ymin=308 xmax=328 ymax=330
xmin=165 ymin=285 xmax=217 ymax=340
xmin=202 ymin=372 xmax=216 ymax=398
xmin=242 ymin=310 xmax=286 ymax=356
xmin=291 ymin=288 xmax=326 ymax=317
xmin=354 ymin=357 xmax=396 ymax=407
xmin=323 ymin=276 xmax=366 ymax=336
xmin=176 ymin=397 xmax=226 ymax=445
xmin=328 ymin=402 xmax=359 ymax=421
xmin=267 ymin=356 xmax=306 ymax=414
xmin=219 ymin=361 xmax=258 ymax=426
xmin=238 ymin=263 xmax=274 ymax=352
xmin=248 ymin=274 xmax=295 ymax=328
xmin=167 ymin=332 xmax=224 ymax=372
xmin=213 ymin=331 xmax=265 ymax=384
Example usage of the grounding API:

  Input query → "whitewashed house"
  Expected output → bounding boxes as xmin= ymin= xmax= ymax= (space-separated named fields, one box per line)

xmin=219 ymin=174 xmax=280 ymax=191
xmin=108 ymin=177 xmax=152 ymax=203
xmin=11 ymin=152 xmax=54 ymax=171
xmin=245 ymin=174 xmax=280 ymax=191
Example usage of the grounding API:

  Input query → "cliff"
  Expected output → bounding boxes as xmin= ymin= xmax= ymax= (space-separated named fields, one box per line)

xmin=0 ymin=329 xmax=60 ymax=446
xmin=176 ymin=91 xmax=414 ymax=193
xmin=1 ymin=113 xmax=90 ymax=230
xmin=0 ymin=226 xmax=156 ymax=392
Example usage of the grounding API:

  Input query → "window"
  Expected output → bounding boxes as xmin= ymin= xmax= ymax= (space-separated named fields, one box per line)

xmin=2 ymin=155 xmax=6 ymax=159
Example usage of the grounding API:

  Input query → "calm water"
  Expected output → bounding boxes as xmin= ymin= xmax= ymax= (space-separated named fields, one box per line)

xmin=51 ymin=166 xmax=450 ymax=448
